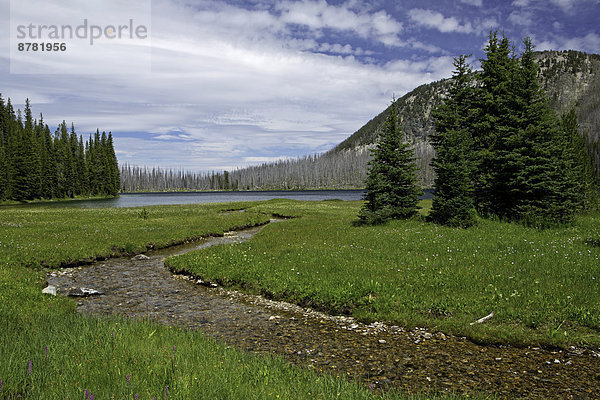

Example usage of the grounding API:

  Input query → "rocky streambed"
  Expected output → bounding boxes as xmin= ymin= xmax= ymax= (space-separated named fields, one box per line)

xmin=46 ymin=221 xmax=600 ymax=399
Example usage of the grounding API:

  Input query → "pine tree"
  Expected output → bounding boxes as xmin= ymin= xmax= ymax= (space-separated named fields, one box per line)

xmin=358 ymin=98 xmax=422 ymax=224
xmin=561 ymin=108 xmax=599 ymax=211
xmin=429 ymin=55 xmax=477 ymax=227
xmin=3 ymin=99 xmax=17 ymax=199
xmin=40 ymin=124 xmax=56 ymax=198
xmin=76 ymin=136 xmax=89 ymax=196
xmin=105 ymin=132 xmax=119 ymax=196
xmin=509 ymin=38 xmax=580 ymax=226
xmin=472 ymin=31 xmax=519 ymax=217
xmin=0 ymin=94 xmax=6 ymax=200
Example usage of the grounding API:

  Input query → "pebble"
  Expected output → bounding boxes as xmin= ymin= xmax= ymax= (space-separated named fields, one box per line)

xmin=41 ymin=285 xmax=57 ymax=296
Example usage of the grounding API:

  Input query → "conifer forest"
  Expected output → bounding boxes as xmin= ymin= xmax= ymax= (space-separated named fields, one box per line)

xmin=0 ymin=96 xmax=120 ymax=202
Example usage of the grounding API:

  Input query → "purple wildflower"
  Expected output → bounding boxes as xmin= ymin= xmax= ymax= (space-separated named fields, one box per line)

xmin=85 ymin=389 xmax=89 ymax=399
xmin=28 ymin=360 xmax=32 ymax=375
xmin=45 ymin=346 xmax=49 ymax=357
xmin=90 ymin=394 xmax=94 ymax=400
xmin=369 ymin=383 xmax=374 ymax=391
xmin=173 ymin=345 xmax=176 ymax=355
xmin=165 ymin=385 xmax=169 ymax=397
xmin=0 ymin=379 xmax=3 ymax=390
xmin=135 ymin=394 xmax=139 ymax=400
xmin=126 ymin=374 xmax=130 ymax=385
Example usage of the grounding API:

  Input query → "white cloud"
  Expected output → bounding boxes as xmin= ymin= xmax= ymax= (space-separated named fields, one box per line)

xmin=408 ymin=9 xmax=475 ymax=34
xmin=537 ymin=33 xmax=600 ymax=53
xmin=512 ymin=0 xmax=595 ymax=12
xmin=276 ymin=1 xmax=403 ymax=46
xmin=0 ymin=0 xmax=456 ymax=171
xmin=508 ymin=10 xmax=534 ymax=26
xmin=459 ymin=0 xmax=483 ymax=6
xmin=243 ymin=156 xmax=293 ymax=163
xmin=408 ymin=9 xmax=498 ymax=36
xmin=550 ymin=0 xmax=583 ymax=12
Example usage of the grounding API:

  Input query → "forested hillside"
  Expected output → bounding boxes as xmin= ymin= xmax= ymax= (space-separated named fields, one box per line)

xmin=0 ymin=96 xmax=120 ymax=201
xmin=120 ymin=50 xmax=600 ymax=191
xmin=331 ymin=50 xmax=600 ymax=186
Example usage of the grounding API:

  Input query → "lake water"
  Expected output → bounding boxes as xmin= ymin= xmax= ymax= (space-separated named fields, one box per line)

xmin=6 ymin=189 xmax=434 ymax=209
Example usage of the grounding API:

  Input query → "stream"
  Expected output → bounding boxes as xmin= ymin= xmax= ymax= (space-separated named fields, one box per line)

xmin=46 ymin=221 xmax=600 ymax=399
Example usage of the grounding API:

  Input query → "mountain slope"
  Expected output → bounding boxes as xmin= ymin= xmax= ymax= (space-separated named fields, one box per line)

xmin=328 ymin=50 xmax=600 ymax=187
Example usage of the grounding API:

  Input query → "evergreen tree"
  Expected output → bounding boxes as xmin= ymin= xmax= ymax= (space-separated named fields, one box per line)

xmin=429 ymin=55 xmax=477 ymax=227
xmin=103 ymin=132 xmax=119 ymax=196
xmin=11 ymin=101 xmax=41 ymax=201
xmin=358 ymin=98 xmax=422 ymax=224
xmin=472 ymin=31 xmax=519 ymax=217
xmin=3 ymin=99 xmax=17 ymax=199
xmin=0 ymin=94 xmax=6 ymax=200
xmin=561 ymin=108 xmax=599 ymax=211
xmin=509 ymin=38 xmax=580 ymax=226
xmin=76 ymin=136 xmax=89 ymax=196
xmin=40 ymin=123 xmax=56 ymax=199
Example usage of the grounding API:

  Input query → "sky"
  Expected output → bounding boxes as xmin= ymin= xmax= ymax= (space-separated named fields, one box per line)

xmin=1 ymin=0 xmax=599 ymax=172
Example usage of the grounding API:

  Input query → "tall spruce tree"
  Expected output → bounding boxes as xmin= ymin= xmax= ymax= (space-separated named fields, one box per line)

xmin=561 ymin=108 xmax=599 ymax=211
xmin=0 ymin=94 xmax=6 ymax=200
xmin=472 ymin=32 xmax=518 ymax=217
xmin=430 ymin=55 xmax=477 ymax=227
xmin=40 ymin=123 xmax=56 ymax=199
xmin=358 ymin=98 xmax=422 ymax=224
xmin=510 ymin=38 xmax=580 ymax=226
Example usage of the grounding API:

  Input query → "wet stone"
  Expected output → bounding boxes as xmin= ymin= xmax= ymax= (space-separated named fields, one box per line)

xmin=46 ymin=223 xmax=600 ymax=400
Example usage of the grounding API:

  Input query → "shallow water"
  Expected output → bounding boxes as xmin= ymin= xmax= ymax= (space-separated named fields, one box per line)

xmin=46 ymin=222 xmax=600 ymax=399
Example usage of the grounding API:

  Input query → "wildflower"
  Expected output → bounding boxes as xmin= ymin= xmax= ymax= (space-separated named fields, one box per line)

xmin=45 ymin=346 xmax=49 ymax=357
xmin=165 ymin=385 xmax=169 ymax=397
xmin=85 ymin=389 xmax=89 ymax=399
xmin=127 ymin=374 xmax=130 ymax=385
xmin=135 ymin=395 xmax=139 ymax=400
xmin=90 ymin=394 xmax=94 ymax=400
xmin=28 ymin=360 xmax=32 ymax=375
xmin=0 ymin=379 xmax=2 ymax=391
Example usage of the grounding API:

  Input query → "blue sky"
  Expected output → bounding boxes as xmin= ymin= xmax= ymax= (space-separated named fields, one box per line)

xmin=1 ymin=0 xmax=599 ymax=172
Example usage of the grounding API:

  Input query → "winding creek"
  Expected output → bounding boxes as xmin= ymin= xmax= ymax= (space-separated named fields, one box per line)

xmin=46 ymin=220 xmax=600 ymax=399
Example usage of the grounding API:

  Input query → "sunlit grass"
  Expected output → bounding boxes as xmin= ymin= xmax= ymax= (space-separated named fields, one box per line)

xmin=167 ymin=199 xmax=600 ymax=348
xmin=1 ymin=202 xmax=477 ymax=399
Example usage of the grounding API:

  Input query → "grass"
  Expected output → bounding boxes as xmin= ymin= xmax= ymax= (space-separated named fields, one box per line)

xmin=166 ymin=199 xmax=600 ymax=349
xmin=0 ymin=202 xmax=473 ymax=399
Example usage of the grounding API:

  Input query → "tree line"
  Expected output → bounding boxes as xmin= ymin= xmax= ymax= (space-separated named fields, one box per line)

xmin=120 ymin=143 xmax=434 ymax=193
xmin=0 ymin=96 xmax=120 ymax=202
xmin=360 ymin=33 xmax=599 ymax=227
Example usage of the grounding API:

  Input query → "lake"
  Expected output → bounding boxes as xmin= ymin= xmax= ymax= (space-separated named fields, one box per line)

xmin=5 ymin=189 xmax=434 ymax=208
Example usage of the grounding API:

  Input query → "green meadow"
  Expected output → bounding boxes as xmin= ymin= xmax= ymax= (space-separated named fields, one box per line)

xmin=2 ymin=199 xmax=599 ymax=398
xmin=1 ymin=202 xmax=476 ymax=399
xmin=167 ymin=199 xmax=600 ymax=348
